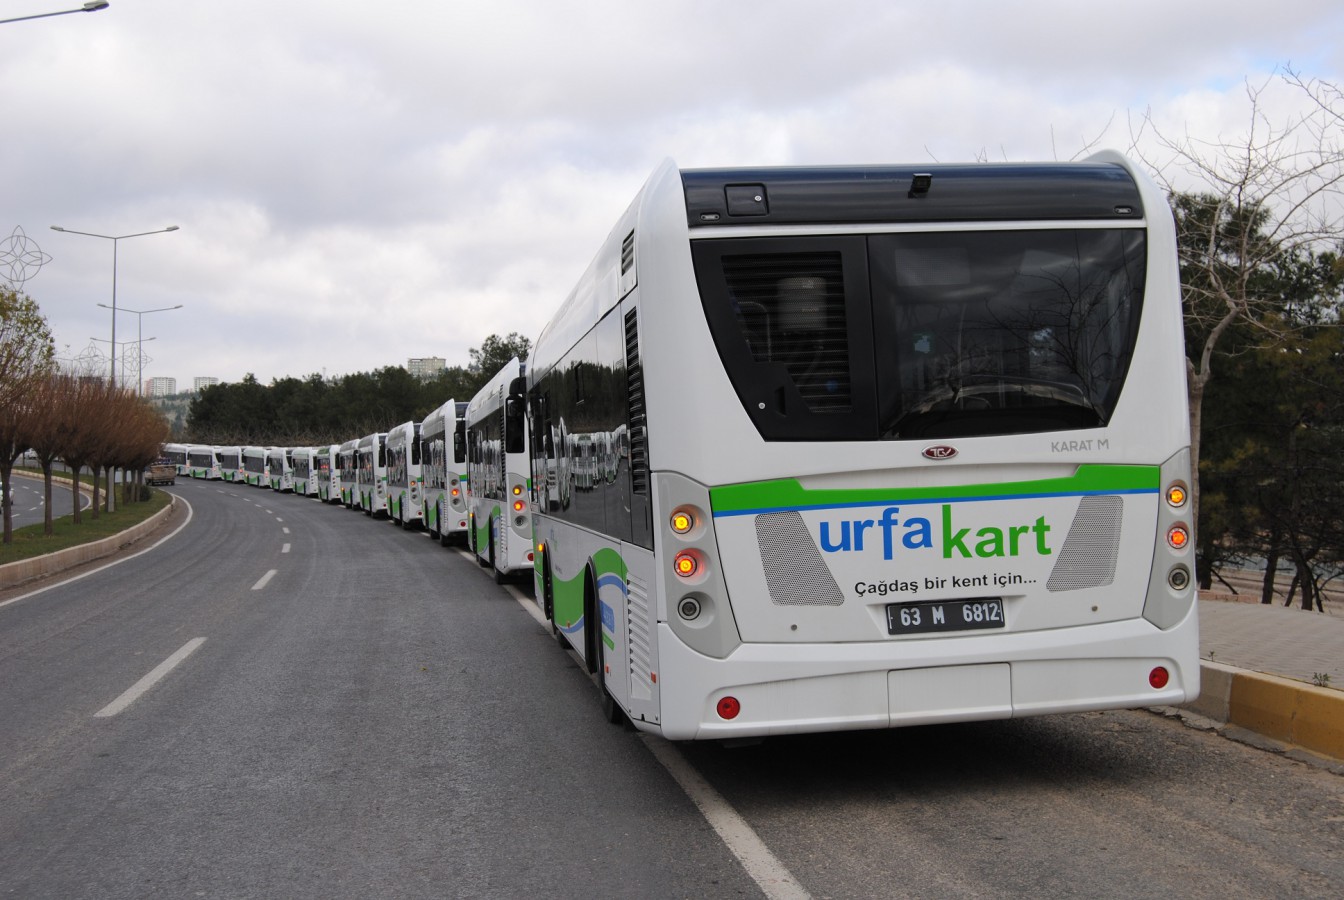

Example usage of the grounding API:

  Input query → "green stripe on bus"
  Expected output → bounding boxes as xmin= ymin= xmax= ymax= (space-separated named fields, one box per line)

xmin=709 ymin=463 xmax=1160 ymax=517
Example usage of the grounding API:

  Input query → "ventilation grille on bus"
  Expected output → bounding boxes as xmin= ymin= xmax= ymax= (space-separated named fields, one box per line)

xmin=721 ymin=252 xmax=851 ymax=411
xmin=755 ymin=511 xmax=845 ymax=606
xmin=621 ymin=230 xmax=635 ymax=275
xmin=1046 ymin=495 xmax=1123 ymax=592
xmin=625 ymin=308 xmax=649 ymax=495
xmin=626 ymin=572 xmax=655 ymax=699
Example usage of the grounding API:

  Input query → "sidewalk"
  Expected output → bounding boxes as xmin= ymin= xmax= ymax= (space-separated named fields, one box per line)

xmin=1180 ymin=596 xmax=1344 ymax=766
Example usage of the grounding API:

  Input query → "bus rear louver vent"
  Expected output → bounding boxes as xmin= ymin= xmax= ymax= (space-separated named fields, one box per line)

xmin=720 ymin=252 xmax=851 ymax=411
xmin=754 ymin=511 xmax=844 ymax=605
xmin=1046 ymin=495 xmax=1123 ymax=591
xmin=621 ymin=231 xmax=635 ymax=275
xmin=625 ymin=309 xmax=649 ymax=495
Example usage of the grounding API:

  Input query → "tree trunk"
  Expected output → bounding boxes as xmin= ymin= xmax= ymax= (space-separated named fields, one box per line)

xmin=1 ymin=463 xmax=12 ymax=544
xmin=42 ymin=462 xmax=54 ymax=535
xmin=1261 ymin=545 xmax=1279 ymax=604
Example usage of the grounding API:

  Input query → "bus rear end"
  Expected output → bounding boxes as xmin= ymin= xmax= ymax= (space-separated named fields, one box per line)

xmin=633 ymin=155 xmax=1197 ymax=740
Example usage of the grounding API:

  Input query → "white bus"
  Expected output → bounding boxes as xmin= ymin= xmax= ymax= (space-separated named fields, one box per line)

xmin=338 ymin=439 xmax=360 ymax=509
xmin=420 ymin=398 xmax=469 ymax=546
xmin=466 ymin=358 xmax=532 ymax=582
xmin=266 ymin=447 xmax=294 ymax=492
xmin=315 ymin=443 xmax=341 ymax=503
xmin=357 ymin=432 xmax=389 ymax=517
xmin=163 ymin=443 xmax=189 ymax=476
xmin=242 ymin=446 xmax=269 ymax=488
xmin=526 ymin=154 xmax=1198 ymax=740
xmin=385 ymin=420 xmax=423 ymax=529
xmin=186 ymin=445 xmax=222 ymax=480
xmin=292 ymin=447 xmax=320 ymax=497
xmin=218 ymin=446 xmax=244 ymax=483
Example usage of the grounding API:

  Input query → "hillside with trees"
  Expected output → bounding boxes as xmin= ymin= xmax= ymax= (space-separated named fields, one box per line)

xmin=183 ymin=332 xmax=530 ymax=446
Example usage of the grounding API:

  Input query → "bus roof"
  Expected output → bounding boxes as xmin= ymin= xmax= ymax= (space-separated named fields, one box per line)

xmin=680 ymin=161 xmax=1144 ymax=227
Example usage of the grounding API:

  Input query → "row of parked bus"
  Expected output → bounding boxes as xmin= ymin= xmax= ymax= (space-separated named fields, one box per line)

xmin=162 ymin=153 xmax=1201 ymax=742
xmin=159 ymin=395 xmax=475 ymax=549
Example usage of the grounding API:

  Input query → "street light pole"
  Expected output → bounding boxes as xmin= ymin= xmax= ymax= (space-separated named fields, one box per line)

xmin=0 ymin=2 xmax=109 ymax=25
xmin=52 ymin=224 xmax=179 ymax=511
xmin=97 ymin=303 xmax=182 ymax=394
xmin=51 ymin=225 xmax=179 ymax=389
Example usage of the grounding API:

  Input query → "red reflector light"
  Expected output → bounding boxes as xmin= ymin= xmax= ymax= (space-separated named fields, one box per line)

xmin=1149 ymin=666 xmax=1170 ymax=689
xmin=716 ymin=696 xmax=741 ymax=719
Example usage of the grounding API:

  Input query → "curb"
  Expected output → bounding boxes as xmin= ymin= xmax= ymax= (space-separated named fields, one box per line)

xmin=1180 ymin=660 xmax=1344 ymax=763
xmin=0 ymin=488 xmax=177 ymax=590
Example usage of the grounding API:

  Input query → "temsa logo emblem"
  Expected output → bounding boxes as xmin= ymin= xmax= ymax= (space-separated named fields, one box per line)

xmin=922 ymin=445 xmax=958 ymax=461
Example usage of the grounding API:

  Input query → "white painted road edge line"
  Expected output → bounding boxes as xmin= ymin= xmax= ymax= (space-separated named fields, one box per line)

xmin=500 ymin=579 xmax=810 ymax=900
xmin=281 ymin=543 xmax=291 ymax=554
xmin=95 ymin=637 xmax=206 ymax=718
xmin=640 ymin=736 xmax=813 ymax=900
xmin=0 ymin=493 xmax=196 ymax=611
xmin=252 ymin=569 xmax=278 ymax=591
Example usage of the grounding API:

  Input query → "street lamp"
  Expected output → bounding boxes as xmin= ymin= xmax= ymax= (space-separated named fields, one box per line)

xmin=50 ymin=225 xmax=179 ymax=389
xmin=52 ymin=223 xmax=178 ymax=513
xmin=97 ymin=303 xmax=182 ymax=394
xmin=0 ymin=2 xmax=109 ymax=25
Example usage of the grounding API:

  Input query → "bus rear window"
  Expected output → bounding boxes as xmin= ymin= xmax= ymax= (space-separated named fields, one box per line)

xmin=693 ymin=229 xmax=1146 ymax=441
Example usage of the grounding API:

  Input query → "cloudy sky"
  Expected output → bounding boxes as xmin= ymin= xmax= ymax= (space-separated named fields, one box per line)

xmin=3 ymin=0 xmax=1342 ymax=391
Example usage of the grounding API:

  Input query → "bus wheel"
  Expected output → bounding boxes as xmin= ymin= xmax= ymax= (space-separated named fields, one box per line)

xmin=594 ymin=606 xmax=625 ymax=726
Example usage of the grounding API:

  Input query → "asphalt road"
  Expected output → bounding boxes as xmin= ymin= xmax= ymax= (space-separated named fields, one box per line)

xmin=3 ymin=475 xmax=84 ymax=529
xmin=1 ymin=479 xmax=1342 ymax=899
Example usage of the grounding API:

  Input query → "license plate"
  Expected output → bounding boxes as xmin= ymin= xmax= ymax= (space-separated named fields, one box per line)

xmin=886 ymin=598 xmax=1005 ymax=635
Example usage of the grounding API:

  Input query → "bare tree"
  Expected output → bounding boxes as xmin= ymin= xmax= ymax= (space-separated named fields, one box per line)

xmin=0 ymin=288 xmax=56 ymax=542
xmin=1131 ymin=71 xmax=1344 ymax=525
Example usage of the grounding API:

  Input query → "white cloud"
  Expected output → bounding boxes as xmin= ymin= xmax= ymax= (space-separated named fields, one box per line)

xmin=3 ymin=0 xmax=1342 ymax=389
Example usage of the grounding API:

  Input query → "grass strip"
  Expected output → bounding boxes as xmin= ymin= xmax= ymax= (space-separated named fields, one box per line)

xmin=0 ymin=487 xmax=171 ymax=565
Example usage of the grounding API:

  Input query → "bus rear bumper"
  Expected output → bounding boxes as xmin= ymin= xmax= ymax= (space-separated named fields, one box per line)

xmin=652 ymin=611 xmax=1199 ymax=741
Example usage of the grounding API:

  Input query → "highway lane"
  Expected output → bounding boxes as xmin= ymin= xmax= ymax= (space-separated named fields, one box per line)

xmin=2 ymin=477 xmax=1343 ymax=898
xmin=0 ymin=479 xmax=757 ymax=899
xmin=3 ymin=475 xmax=83 ymax=529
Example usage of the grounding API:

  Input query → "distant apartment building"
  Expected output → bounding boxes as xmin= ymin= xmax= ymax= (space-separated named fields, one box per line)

xmin=194 ymin=376 xmax=220 ymax=392
xmin=145 ymin=377 xmax=177 ymax=398
xmin=407 ymin=356 xmax=446 ymax=380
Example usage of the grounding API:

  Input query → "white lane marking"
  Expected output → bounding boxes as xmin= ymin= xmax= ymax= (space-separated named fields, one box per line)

xmin=500 ymin=579 xmax=810 ymax=900
xmin=282 ymin=527 xmax=290 ymax=535
xmin=252 ymin=569 xmax=278 ymax=591
xmin=94 ymin=637 xmax=206 ymax=718
xmin=281 ymin=543 xmax=291 ymax=554
xmin=275 ymin=517 xmax=283 ymax=523
xmin=0 ymin=494 xmax=195 ymax=611
xmin=640 ymin=736 xmax=813 ymax=900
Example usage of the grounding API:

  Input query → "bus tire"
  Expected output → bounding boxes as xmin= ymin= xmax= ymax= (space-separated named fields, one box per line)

xmin=491 ymin=538 xmax=507 ymax=585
